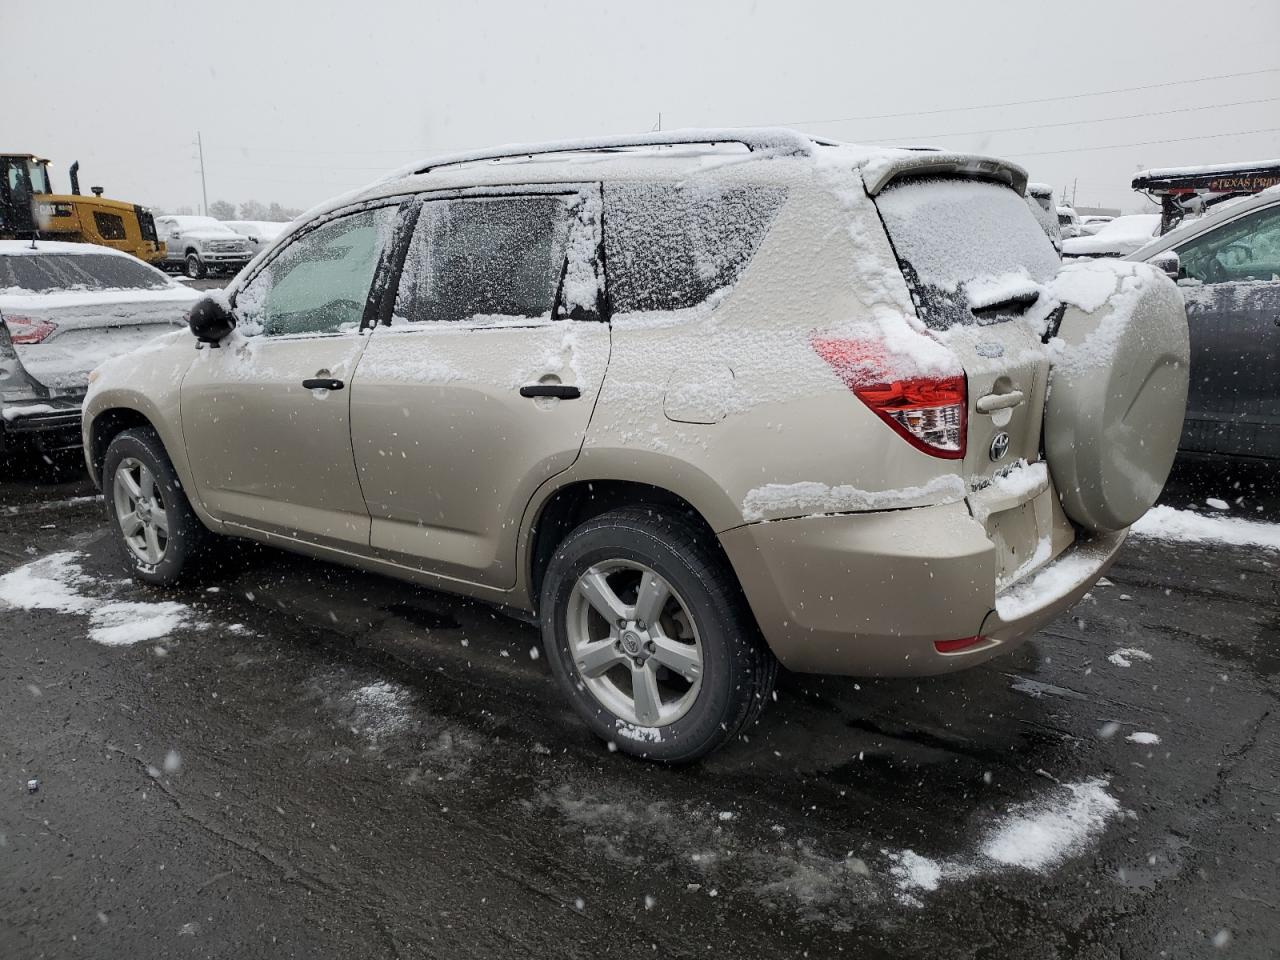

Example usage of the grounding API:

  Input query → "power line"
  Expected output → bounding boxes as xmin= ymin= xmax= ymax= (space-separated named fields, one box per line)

xmin=774 ymin=66 xmax=1280 ymax=127
xmin=859 ymin=95 xmax=1280 ymax=143
xmin=1001 ymin=126 xmax=1280 ymax=158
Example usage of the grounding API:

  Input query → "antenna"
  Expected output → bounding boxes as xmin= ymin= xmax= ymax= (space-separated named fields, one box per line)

xmin=196 ymin=131 xmax=209 ymax=217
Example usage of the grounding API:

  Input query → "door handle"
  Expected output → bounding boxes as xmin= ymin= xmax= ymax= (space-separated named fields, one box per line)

xmin=302 ymin=378 xmax=344 ymax=391
xmin=976 ymin=389 xmax=1025 ymax=414
xmin=519 ymin=384 xmax=581 ymax=400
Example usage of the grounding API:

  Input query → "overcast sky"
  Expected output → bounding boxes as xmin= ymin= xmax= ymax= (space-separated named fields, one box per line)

xmin=5 ymin=0 xmax=1279 ymax=216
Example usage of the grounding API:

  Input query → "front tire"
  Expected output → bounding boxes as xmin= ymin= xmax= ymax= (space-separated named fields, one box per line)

xmin=540 ymin=507 xmax=776 ymax=762
xmin=184 ymin=252 xmax=206 ymax=279
xmin=103 ymin=427 xmax=210 ymax=585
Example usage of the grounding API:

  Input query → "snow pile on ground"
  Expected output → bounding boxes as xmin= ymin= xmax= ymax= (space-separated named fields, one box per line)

xmin=348 ymin=681 xmax=414 ymax=741
xmin=0 ymin=551 xmax=196 ymax=646
xmin=980 ymin=779 xmax=1120 ymax=869
xmin=1108 ymin=647 xmax=1153 ymax=668
xmin=889 ymin=779 xmax=1120 ymax=902
xmin=1132 ymin=505 xmax=1280 ymax=551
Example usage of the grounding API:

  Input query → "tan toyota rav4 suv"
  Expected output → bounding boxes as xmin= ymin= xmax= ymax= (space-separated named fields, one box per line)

xmin=83 ymin=130 xmax=1189 ymax=761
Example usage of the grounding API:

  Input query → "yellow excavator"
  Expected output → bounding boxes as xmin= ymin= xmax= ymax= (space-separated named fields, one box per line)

xmin=0 ymin=153 xmax=165 ymax=264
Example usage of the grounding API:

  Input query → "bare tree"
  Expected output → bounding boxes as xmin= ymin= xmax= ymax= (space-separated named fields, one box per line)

xmin=238 ymin=199 xmax=269 ymax=220
xmin=208 ymin=199 xmax=237 ymax=220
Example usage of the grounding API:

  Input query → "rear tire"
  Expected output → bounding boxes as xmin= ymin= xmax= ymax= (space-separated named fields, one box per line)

xmin=103 ymin=427 xmax=211 ymax=585
xmin=184 ymin=252 xmax=206 ymax=279
xmin=540 ymin=506 xmax=776 ymax=763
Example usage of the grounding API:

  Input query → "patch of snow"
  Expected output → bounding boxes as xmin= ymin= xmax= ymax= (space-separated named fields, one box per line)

xmin=981 ymin=779 xmax=1120 ymax=870
xmin=995 ymin=535 xmax=1117 ymax=621
xmin=1107 ymin=647 xmax=1153 ymax=668
xmin=1132 ymin=505 xmax=1280 ymax=551
xmin=0 ymin=551 xmax=194 ymax=645
xmin=615 ymin=720 xmax=662 ymax=743
xmin=1126 ymin=732 xmax=1161 ymax=745
xmin=89 ymin=601 xmax=191 ymax=646
xmin=349 ymin=681 xmax=413 ymax=740
xmin=887 ymin=850 xmax=945 ymax=892
xmin=742 ymin=474 xmax=965 ymax=522
xmin=1205 ymin=497 xmax=1229 ymax=511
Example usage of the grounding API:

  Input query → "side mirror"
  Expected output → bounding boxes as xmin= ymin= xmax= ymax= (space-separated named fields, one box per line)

xmin=1149 ymin=250 xmax=1180 ymax=280
xmin=188 ymin=295 xmax=236 ymax=345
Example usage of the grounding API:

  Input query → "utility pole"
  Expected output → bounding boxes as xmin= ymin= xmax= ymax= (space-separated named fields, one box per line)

xmin=196 ymin=131 xmax=208 ymax=216
xmin=1072 ymin=178 xmax=1078 ymax=206
xmin=658 ymin=112 xmax=662 ymax=132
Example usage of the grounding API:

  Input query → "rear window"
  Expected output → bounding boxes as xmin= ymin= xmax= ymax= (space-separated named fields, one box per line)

xmin=94 ymin=212 xmax=128 ymax=240
xmin=875 ymin=178 xmax=1060 ymax=330
xmin=603 ymin=182 xmax=786 ymax=313
xmin=0 ymin=252 xmax=171 ymax=292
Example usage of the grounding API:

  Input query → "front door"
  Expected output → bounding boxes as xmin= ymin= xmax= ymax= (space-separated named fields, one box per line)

xmin=181 ymin=204 xmax=398 ymax=547
xmin=350 ymin=187 xmax=610 ymax=588
xmin=1174 ymin=201 xmax=1280 ymax=459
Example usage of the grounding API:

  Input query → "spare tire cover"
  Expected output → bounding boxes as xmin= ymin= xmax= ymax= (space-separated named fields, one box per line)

xmin=1044 ymin=263 xmax=1189 ymax=533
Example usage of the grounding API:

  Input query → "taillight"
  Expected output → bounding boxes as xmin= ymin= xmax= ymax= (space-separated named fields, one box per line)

xmin=3 ymin=316 xmax=58 ymax=344
xmin=812 ymin=337 xmax=966 ymax=459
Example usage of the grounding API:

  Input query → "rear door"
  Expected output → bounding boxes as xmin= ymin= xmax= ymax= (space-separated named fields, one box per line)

xmin=181 ymin=204 xmax=397 ymax=548
xmin=874 ymin=176 xmax=1063 ymax=586
xmin=349 ymin=185 xmax=609 ymax=589
xmin=1172 ymin=201 xmax=1280 ymax=459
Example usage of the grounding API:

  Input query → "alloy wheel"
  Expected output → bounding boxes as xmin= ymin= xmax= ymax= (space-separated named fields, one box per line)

xmin=112 ymin=457 xmax=169 ymax=565
xmin=566 ymin=559 xmax=703 ymax=727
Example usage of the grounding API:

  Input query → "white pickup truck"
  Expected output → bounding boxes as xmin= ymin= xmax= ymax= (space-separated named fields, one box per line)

xmin=154 ymin=215 xmax=253 ymax=279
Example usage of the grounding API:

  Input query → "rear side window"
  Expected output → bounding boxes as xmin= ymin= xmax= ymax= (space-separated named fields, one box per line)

xmin=603 ymin=182 xmax=786 ymax=313
xmin=0 ymin=253 xmax=170 ymax=292
xmin=875 ymin=178 xmax=1060 ymax=330
xmin=395 ymin=195 xmax=576 ymax=324
xmin=93 ymin=212 xmax=127 ymax=240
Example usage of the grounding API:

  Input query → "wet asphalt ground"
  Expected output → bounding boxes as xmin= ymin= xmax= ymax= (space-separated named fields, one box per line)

xmin=1 ymin=454 xmax=1277 ymax=960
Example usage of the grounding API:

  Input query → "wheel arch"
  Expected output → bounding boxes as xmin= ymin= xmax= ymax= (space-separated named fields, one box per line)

xmin=526 ymin=478 xmax=741 ymax=618
xmin=89 ymin=406 xmax=158 ymax=485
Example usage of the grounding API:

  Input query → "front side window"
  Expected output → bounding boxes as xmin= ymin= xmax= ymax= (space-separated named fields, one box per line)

xmin=93 ymin=211 xmax=127 ymax=240
xmin=395 ymin=195 xmax=580 ymax=325
xmin=603 ymin=181 xmax=786 ymax=314
xmin=236 ymin=206 xmax=394 ymax=337
xmin=1176 ymin=204 xmax=1280 ymax=284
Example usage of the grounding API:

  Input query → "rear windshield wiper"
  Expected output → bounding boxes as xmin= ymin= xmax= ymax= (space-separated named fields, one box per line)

xmin=970 ymin=290 xmax=1039 ymax=321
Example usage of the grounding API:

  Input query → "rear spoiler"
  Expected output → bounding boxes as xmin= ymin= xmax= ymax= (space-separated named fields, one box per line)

xmin=860 ymin=152 xmax=1029 ymax=198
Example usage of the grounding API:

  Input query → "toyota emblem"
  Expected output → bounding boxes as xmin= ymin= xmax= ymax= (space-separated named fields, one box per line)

xmin=989 ymin=432 xmax=1010 ymax=462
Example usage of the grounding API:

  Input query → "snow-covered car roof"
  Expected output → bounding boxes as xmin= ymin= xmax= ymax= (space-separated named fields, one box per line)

xmin=0 ymin=239 xmax=148 ymax=258
xmin=1062 ymin=214 xmax=1161 ymax=257
xmin=276 ymin=128 xmax=1029 ymax=269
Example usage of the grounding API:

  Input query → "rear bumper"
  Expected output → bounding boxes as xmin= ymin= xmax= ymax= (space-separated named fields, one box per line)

xmin=719 ymin=502 xmax=1125 ymax=677
xmin=0 ymin=397 xmax=84 ymax=453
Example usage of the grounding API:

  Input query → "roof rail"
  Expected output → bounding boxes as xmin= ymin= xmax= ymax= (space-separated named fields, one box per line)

xmin=381 ymin=128 xmax=815 ymax=182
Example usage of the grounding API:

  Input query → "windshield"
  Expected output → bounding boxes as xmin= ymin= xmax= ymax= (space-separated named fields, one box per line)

xmin=27 ymin=161 xmax=51 ymax=195
xmin=875 ymin=177 xmax=1060 ymax=329
xmin=0 ymin=253 xmax=172 ymax=292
